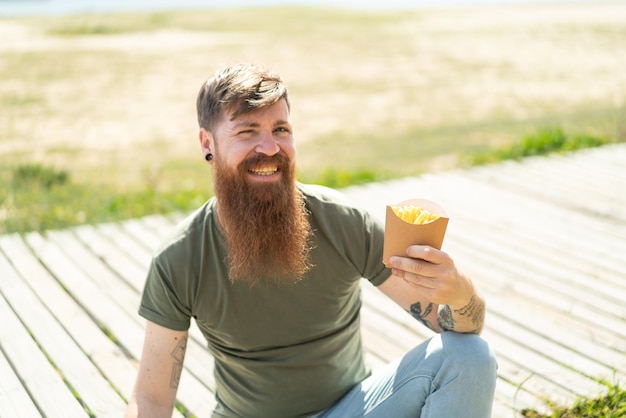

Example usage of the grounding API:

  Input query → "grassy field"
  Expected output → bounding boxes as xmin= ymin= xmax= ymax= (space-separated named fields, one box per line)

xmin=1 ymin=3 xmax=625 ymax=233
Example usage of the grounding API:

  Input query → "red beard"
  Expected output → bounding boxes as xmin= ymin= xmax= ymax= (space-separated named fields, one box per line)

xmin=213 ymin=152 xmax=314 ymax=286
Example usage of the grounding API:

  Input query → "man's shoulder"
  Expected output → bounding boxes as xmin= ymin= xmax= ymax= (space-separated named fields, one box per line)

xmin=298 ymin=183 xmax=350 ymax=208
xmin=298 ymin=183 xmax=373 ymax=225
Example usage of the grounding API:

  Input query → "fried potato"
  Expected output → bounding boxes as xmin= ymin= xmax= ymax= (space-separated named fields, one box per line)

xmin=391 ymin=205 xmax=441 ymax=225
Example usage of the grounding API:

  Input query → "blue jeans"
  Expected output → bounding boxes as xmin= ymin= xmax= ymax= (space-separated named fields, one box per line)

xmin=313 ymin=332 xmax=497 ymax=418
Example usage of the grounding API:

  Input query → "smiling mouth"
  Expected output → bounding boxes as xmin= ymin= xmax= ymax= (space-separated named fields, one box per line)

xmin=249 ymin=166 xmax=278 ymax=176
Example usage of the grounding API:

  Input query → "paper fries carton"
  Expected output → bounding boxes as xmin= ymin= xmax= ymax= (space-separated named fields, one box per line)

xmin=383 ymin=198 xmax=449 ymax=267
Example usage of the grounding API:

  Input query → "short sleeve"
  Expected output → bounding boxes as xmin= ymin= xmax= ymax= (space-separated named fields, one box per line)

xmin=361 ymin=211 xmax=392 ymax=287
xmin=138 ymin=256 xmax=192 ymax=331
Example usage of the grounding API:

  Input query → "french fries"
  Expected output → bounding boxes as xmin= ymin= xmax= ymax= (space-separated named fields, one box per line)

xmin=391 ymin=205 xmax=440 ymax=225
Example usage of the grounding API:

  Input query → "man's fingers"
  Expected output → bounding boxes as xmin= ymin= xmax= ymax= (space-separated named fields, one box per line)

xmin=389 ymin=255 xmax=435 ymax=278
xmin=405 ymin=245 xmax=448 ymax=264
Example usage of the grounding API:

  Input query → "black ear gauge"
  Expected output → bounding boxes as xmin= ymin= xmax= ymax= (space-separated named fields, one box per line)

xmin=205 ymin=153 xmax=214 ymax=161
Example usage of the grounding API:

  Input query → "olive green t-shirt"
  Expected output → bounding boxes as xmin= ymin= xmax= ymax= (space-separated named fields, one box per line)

xmin=139 ymin=183 xmax=391 ymax=417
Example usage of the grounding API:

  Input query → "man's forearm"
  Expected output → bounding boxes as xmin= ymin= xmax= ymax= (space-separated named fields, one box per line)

xmin=437 ymin=294 xmax=485 ymax=335
xmin=124 ymin=395 xmax=175 ymax=418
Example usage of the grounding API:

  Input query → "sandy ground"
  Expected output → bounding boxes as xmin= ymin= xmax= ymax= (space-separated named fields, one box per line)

xmin=1 ymin=2 xmax=625 ymax=180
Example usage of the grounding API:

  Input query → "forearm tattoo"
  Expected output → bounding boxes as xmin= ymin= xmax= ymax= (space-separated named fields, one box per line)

xmin=454 ymin=295 xmax=484 ymax=327
xmin=439 ymin=295 xmax=485 ymax=332
xmin=408 ymin=302 xmax=438 ymax=332
xmin=437 ymin=305 xmax=455 ymax=331
xmin=170 ymin=335 xmax=187 ymax=389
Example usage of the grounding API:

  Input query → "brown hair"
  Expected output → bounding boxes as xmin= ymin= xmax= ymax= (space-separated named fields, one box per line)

xmin=196 ymin=63 xmax=290 ymax=131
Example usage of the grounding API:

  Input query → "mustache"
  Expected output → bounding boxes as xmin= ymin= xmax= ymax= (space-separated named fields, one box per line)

xmin=238 ymin=153 xmax=291 ymax=173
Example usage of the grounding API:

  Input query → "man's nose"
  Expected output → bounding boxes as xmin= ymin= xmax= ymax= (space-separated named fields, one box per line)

xmin=255 ymin=131 xmax=280 ymax=155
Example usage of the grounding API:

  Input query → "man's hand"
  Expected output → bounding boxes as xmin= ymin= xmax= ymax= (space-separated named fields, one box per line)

xmin=379 ymin=245 xmax=485 ymax=334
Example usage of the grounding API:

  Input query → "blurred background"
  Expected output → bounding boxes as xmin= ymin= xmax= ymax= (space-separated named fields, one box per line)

xmin=1 ymin=0 xmax=625 ymax=233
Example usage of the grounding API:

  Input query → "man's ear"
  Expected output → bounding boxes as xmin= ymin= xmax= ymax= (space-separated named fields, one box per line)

xmin=199 ymin=128 xmax=214 ymax=157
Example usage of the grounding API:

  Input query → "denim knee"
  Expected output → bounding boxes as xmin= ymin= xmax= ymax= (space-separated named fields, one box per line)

xmin=437 ymin=332 xmax=497 ymax=377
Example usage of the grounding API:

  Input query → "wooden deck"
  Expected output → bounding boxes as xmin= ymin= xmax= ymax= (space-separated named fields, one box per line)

xmin=1 ymin=144 xmax=625 ymax=417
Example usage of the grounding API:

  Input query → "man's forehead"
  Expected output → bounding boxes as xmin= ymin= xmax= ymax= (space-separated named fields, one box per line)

xmin=230 ymin=119 xmax=290 ymax=128
xmin=226 ymin=100 xmax=290 ymax=124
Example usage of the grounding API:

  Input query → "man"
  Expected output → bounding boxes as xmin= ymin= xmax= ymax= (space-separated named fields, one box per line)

xmin=125 ymin=63 xmax=496 ymax=418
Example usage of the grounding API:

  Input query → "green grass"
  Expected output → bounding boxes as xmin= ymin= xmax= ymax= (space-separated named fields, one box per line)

xmin=469 ymin=126 xmax=613 ymax=166
xmin=303 ymin=167 xmax=388 ymax=189
xmin=176 ymin=402 xmax=197 ymax=418
xmin=522 ymin=381 xmax=626 ymax=418
xmin=0 ymin=163 xmax=208 ymax=234
xmin=0 ymin=125 xmax=617 ymax=235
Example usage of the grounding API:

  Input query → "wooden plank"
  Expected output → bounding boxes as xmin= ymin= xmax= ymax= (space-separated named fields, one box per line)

xmin=45 ymin=230 xmax=143 ymax=322
xmin=345 ymin=172 xmax=626 ymax=334
xmin=360 ymin=285 xmax=571 ymax=417
xmin=360 ymin=280 xmax=434 ymax=342
xmin=485 ymin=293 xmax=626 ymax=381
xmin=0 ymin=144 xmax=622 ymax=418
xmin=385 ymin=171 xmax=626 ymax=301
xmin=0 ymin=349 xmax=42 ymax=418
xmin=139 ymin=214 xmax=179 ymax=240
xmin=462 ymin=158 xmax=625 ymax=221
xmin=448 ymin=210 xmax=626 ymax=295
xmin=361 ymin=282 xmax=581 ymax=415
xmin=0 ymin=238 xmax=127 ymax=417
xmin=97 ymin=222 xmax=154 ymax=269
xmin=452 ymin=231 xmax=626 ymax=331
xmin=70 ymin=223 xmax=208 ymax=346
xmin=450 ymin=244 xmax=626 ymax=358
xmin=120 ymin=217 xmax=165 ymax=253
xmin=453 ymin=250 xmax=626 ymax=370
xmin=432 ymin=170 xmax=625 ymax=242
xmin=14 ymin=230 xmax=183 ymax=418
xmin=0 ymin=285 xmax=88 ymax=417
xmin=435 ymin=174 xmax=626 ymax=285
xmin=451 ymin=237 xmax=626 ymax=350
xmin=487 ymin=313 xmax=619 ymax=385
xmin=430 ymin=170 xmax=623 ymax=243
xmin=338 ymin=149 xmax=626 ymax=416
xmin=481 ymin=328 xmax=582 ymax=406
xmin=1 ymin=233 xmax=140 ymax=401
xmin=72 ymin=224 xmax=148 ymax=293
xmin=528 ymin=150 xmax=626 ymax=186
xmin=360 ymin=312 xmax=417 ymax=363
xmin=493 ymin=377 xmax=552 ymax=417
xmin=23 ymin=231 xmax=216 ymax=417
xmin=24 ymin=231 xmax=147 ymax=357
xmin=41 ymin=230 xmax=214 ymax=416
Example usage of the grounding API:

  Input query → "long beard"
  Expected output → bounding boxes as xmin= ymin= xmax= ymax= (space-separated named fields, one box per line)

xmin=213 ymin=152 xmax=314 ymax=286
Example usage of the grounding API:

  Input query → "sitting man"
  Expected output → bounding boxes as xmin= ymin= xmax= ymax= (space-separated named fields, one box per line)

xmin=125 ymin=63 xmax=497 ymax=418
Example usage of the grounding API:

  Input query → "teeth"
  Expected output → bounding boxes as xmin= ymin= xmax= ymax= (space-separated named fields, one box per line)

xmin=250 ymin=167 xmax=277 ymax=176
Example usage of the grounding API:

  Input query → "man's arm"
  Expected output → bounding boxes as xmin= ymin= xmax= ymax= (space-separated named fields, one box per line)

xmin=125 ymin=321 xmax=189 ymax=418
xmin=377 ymin=245 xmax=485 ymax=335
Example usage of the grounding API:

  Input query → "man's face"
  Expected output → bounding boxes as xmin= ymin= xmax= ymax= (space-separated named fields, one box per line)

xmin=203 ymin=99 xmax=313 ymax=285
xmin=210 ymin=99 xmax=296 ymax=187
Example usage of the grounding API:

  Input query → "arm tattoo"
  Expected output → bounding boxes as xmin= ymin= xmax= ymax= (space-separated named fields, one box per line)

xmin=170 ymin=336 xmax=187 ymax=389
xmin=453 ymin=295 xmax=484 ymax=327
xmin=408 ymin=302 xmax=438 ymax=332
xmin=438 ymin=295 xmax=485 ymax=332
xmin=437 ymin=305 xmax=455 ymax=331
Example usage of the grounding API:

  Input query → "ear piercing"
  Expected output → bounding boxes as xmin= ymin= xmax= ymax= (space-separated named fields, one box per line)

xmin=205 ymin=153 xmax=213 ymax=161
